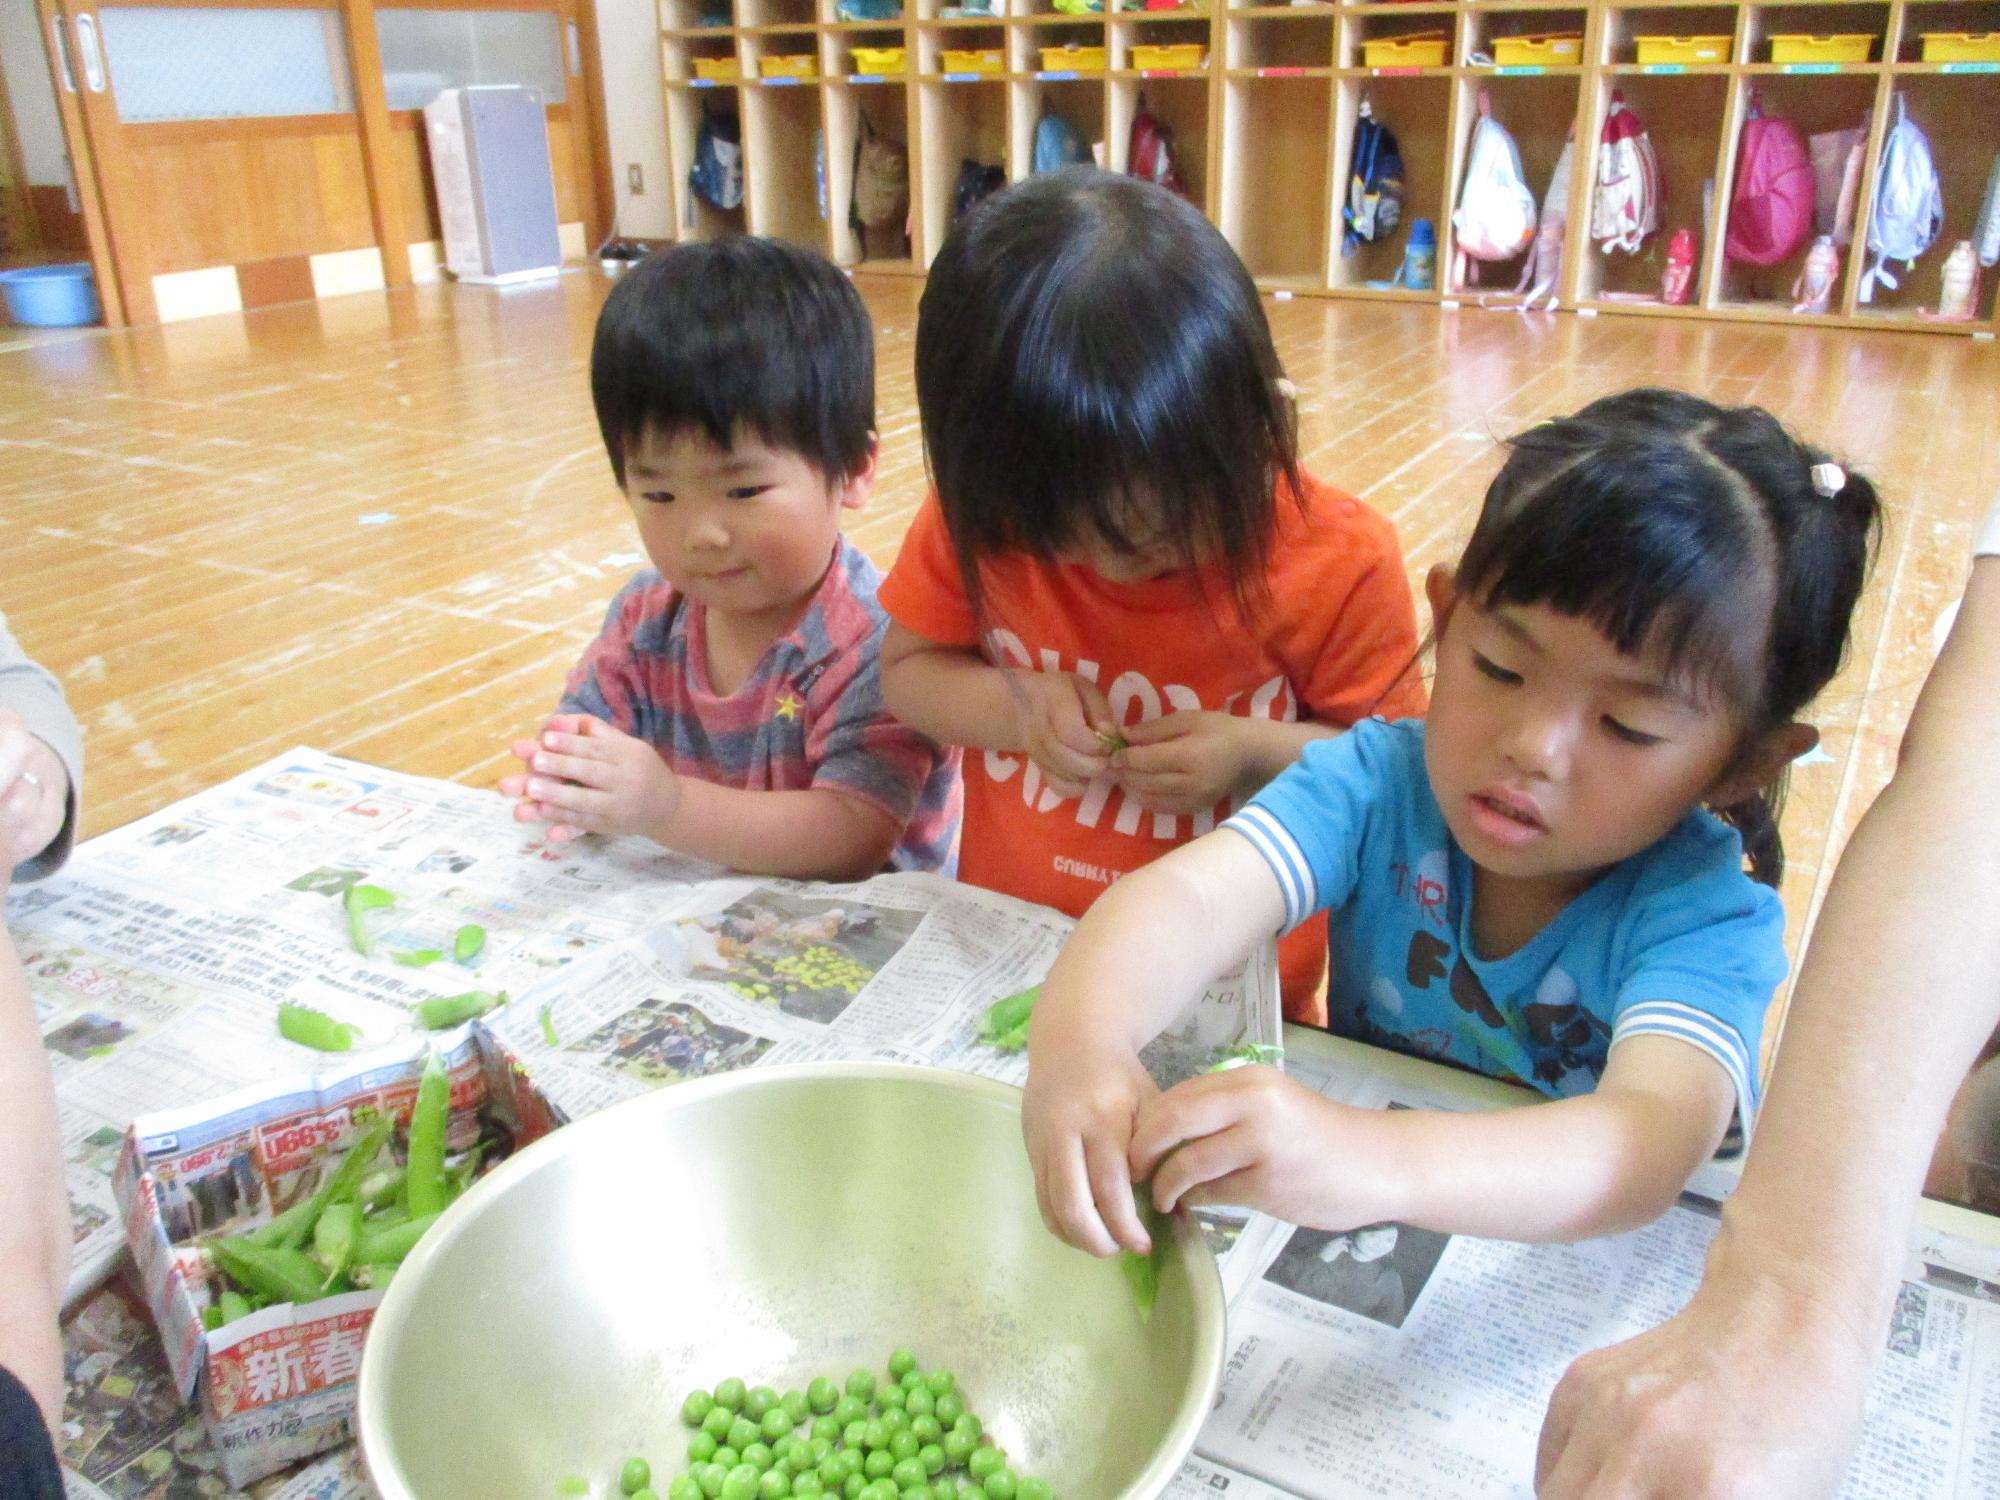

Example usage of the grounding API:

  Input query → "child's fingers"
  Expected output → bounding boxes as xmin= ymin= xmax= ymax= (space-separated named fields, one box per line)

xmin=498 ymin=773 xmax=529 ymax=797
xmin=1043 ymin=1136 xmax=1120 ymax=1256
xmin=510 ymin=797 xmax=546 ymax=823
xmin=525 ymin=748 xmax=613 ymax=787
xmin=1073 ymin=674 xmax=1118 ymax=737
xmin=1117 ymin=711 xmax=1197 ymax=748
xmin=525 ymin=776 xmax=614 ymax=817
xmin=1086 ymin=1137 xmax=1154 ymax=1256
xmin=1148 ymin=1125 xmax=1253 ymax=1215
xmin=543 ymin=712 xmax=595 ymax=738
xmin=509 ymin=737 xmax=542 ymax=765
xmin=545 ymin=821 xmax=592 ymax=843
xmin=1128 ymin=1075 xmax=1235 ymax=1179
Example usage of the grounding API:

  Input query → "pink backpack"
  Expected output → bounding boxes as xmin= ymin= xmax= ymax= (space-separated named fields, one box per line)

xmin=1726 ymin=93 xmax=1815 ymax=267
xmin=1590 ymin=93 xmax=1660 ymax=254
xmin=1127 ymin=95 xmax=1186 ymax=198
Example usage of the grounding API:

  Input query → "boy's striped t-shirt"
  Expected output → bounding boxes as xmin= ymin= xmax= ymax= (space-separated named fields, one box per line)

xmin=561 ymin=539 xmax=961 ymax=873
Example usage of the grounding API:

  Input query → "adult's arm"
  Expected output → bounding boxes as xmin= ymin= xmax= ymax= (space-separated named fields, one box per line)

xmin=0 ymin=919 xmax=70 ymax=1433
xmin=0 ymin=613 xmax=82 ymax=880
xmin=1535 ymin=530 xmax=2000 ymax=1498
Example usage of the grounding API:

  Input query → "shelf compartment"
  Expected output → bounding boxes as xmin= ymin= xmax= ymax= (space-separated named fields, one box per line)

xmin=1221 ymin=74 xmax=1334 ymax=281
xmin=827 ymin=82 xmax=916 ymax=265
xmin=1328 ymin=73 xmax=1455 ymax=291
xmin=1440 ymin=72 xmax=1581 ymax=295
xmin=918 ymin=78 xmax=1010 ymax=260
xmin=1109 ymin=73 xmax=1213 ymax=208
xmin=1571 ymin=73 xmax=1726 ymax=302
xmin=1227 ymin=15 xmax=1335 ymax=69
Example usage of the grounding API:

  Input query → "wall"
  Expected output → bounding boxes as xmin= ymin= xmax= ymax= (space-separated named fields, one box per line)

xmin=2 ymin=0 xmax=67 ymax=184
xmin=594 ymin=0 xmax=671 ymax=239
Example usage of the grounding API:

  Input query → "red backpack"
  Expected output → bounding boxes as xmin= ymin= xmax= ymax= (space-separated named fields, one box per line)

xmin=1726 ymin=92 xmax=1815 ymax=267
xmin=1127 ymin=95 xmax=1186 ymax=198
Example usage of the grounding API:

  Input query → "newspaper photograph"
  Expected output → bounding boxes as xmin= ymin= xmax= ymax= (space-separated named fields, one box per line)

xmin=1189 ymin=1071 xmax=2000 ymax=1499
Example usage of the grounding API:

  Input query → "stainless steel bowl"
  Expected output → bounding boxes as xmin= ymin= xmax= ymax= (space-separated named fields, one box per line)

xmin=358 ymin=1063 xmax=1225 ymax=1500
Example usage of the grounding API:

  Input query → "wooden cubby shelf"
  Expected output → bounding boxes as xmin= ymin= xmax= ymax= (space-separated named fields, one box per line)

xmin=657 ymin=0 xmax=2000 ymax=334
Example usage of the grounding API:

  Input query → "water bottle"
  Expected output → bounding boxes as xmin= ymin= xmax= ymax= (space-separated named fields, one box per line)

xmin=1400 ymin=219 xmax=1436 ymax=290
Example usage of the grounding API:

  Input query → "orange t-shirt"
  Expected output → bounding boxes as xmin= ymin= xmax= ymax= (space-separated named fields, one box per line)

xmin=877 ymin=472 xmax=1428 ymax=1021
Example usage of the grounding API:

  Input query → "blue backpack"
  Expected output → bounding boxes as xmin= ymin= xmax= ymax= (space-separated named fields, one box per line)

xmin=689 ymin=107 xmax=743 ymax=216
xmin=835 ymin=0 xmax=901 ymax=19
xmin=1033 ymin=109 xmax=1088 ymax=175
xmin=1342 ymin=97 xmax=1404 ymax=256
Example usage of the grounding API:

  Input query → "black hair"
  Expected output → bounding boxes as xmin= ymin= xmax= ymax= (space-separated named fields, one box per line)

xmin=590 ymin=237 xmax=875 ymax=487
xmin=1457 ymin=388 xmax=1881 ymax=886
xmin=914 ymin=168 xmax=1299 ymax=622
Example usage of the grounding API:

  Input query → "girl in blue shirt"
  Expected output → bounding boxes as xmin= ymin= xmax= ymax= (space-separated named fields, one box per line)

xmin=1023 ymin=389 xmax=1880 ymax=1253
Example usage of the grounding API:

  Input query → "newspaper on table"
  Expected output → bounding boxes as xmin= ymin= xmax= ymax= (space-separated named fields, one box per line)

xmin=110 ymin=1030 xmax=540 ymax=1489
xmin=1179 ymin=1063 xmax=2000 ymax=1500
xmin=10 ymin=746 xmax=721 ymax=1306
xmin=478 ymin=867 xmax=1282 ymax=1282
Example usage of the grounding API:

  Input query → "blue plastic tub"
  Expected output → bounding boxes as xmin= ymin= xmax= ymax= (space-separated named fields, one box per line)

xmin=0 ymin=263 xmax=100 ymax=327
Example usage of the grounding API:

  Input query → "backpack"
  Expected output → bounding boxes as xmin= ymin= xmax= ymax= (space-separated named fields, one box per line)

xmin=834 ymin=0 xmax=900 ymax=19
xmin=1725 ymin=93 xmax=1814 ymax=267
xmin=1976 ymin=153 xmax=2000 ymax=269
xmin=1861 ymin=95 xmax=1945 ymax=300
xmin=1590 ymin=92 xmax=1660 ymax=254
xmin=1127 ymin=95 xmax=1185 ymax=197
xmin=1808 ymin=120 xmax=1868 ymax=246
xmin=689 ymin=107 xmax=742 ymax=215
xmin=1341 ymin=97 xmax=1404 ymax=257
xmin=1450 ymin=93 xmax=1535 ymax=287
xmin=953 ymin=159 xmax=1006 ymax=222
xmin=1033 ymin=109 xmax=1088 ymax=175
xmin=849 ymin=115 xmax=909 ymax=235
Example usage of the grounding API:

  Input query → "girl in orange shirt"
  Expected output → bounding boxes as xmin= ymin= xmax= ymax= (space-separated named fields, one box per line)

xmin=878 ymin=170 xmax=1426 ymax=1019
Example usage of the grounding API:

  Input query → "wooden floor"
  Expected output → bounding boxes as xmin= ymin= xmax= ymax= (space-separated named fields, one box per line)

xmin=5 ymin=272 xmax=1997 ymax=989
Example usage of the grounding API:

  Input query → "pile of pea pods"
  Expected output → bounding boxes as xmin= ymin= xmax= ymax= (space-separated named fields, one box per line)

xmin=600 ymin=1349 xmax=1054 ymax=1500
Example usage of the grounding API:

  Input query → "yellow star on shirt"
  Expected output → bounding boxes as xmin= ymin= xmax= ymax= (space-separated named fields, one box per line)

xmin=774 ymin=692 xmax=802 ymax=722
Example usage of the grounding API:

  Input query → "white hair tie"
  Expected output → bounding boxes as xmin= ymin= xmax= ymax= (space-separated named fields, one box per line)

xmin=1811 ymin=462 xmax=1845 ymax=497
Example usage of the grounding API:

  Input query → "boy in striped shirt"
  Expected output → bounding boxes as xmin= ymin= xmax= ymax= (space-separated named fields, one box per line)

xmin=500 ymin=240 xmax=960 ymax=878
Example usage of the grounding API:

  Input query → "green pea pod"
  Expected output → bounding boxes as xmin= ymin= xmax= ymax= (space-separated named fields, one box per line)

xmin=277 ymin=1002 xmax=360 ymax=1053
xmin=360 ymin=1166 xmax=406 ymax=1212
xmin=403 ymin=1053 xmax=451 ymax=1218
xmin=538 ymin=1003 xmax=560 ymax=1048
xmin=314 ymin=1201 xmax=361 ymax=1289
xmin=977 ymin=986 xmax=1039 ymax=1054
xmin=218 ymin=1290 xmax=253 ymax=1325
xmin=454 ymin=924 xmax=486 ymax=963
xmin=1119 ymin=1188 xmax=1170 ymax=1322
xmin=367 ymin=1202 xmax=410 ymax=1231
xmin=355 ymin=1211 xmax=441 ymax=1265
xmin=349 ymin=1261 xmax=399 ymax=1291
xmin=201 ymin=1306 xmax=223 ymax=1331
xmin=414 ymin=989 xmax=507 ymax=1031
xmin=1207 ymin=1042 xmax=1283 ymax=1073
xmin=246 ymin=1193 xmax=321 ymax=1250
xmin=393 ymin=949 xmax=444 ymax=968
xmin=271 ymin=1116 xmax=393 ymax=1251
xmin=344 ymin=882 xmax=397 ymax=956
xmin=447 ymin=1144 xmax=485 ymax=1202
xmin=212 ymin=1237 xmax=326 ymax=1306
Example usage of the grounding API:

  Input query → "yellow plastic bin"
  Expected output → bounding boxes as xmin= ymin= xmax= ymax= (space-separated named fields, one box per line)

xmin=1767 ymin=34 xmax=1875 ymax=64
xmin=1361 ymin=33 xmax=1449 ymax=68
xmin=692 ymin=55 xmax=743 ymax=82
xmin=1131 ymin=42 xmax=1205 ymax=70
xmin=1039 ymin=43 xmax=1107 ymax=72
xmin=940 ymin=47 xmax=1004 ymax=74
xmin=1633 ymin=35 xmax=1731 ymax=65
xmin=1492 ymin=33 xmax=1582 ymax=66
xmin=759 ymin=53 xmax=819 ymax=78
xmin=1920 ymin=33 xmax=2000 ymax=63
xmin=850 ymin=45 xmax=906 ymax=74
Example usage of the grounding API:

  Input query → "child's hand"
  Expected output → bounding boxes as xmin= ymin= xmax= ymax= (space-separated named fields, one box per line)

xmin=1009 ymin=670 xmax=1117 ymax=798
xmin=1114 ymin=711 xmax=1268 ymax=814
xmin=1129 ymin=1066 xmax=1401 ymax=1231
xmin=1022 ymin=1028 xmax=1161 ymax=1257
xmin=499 ymin=714 xmax=679 ymax=844
xmin=0 ymin=716 xmax=69 ymax=873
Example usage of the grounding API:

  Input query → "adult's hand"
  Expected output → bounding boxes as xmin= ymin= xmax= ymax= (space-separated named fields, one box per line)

xmin=1536 ymin=1237 xmax=1873 ymax=1497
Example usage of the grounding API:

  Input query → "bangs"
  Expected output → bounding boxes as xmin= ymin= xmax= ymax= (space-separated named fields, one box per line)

xmin=1459 ymin=440 xmax=1774 ymax=713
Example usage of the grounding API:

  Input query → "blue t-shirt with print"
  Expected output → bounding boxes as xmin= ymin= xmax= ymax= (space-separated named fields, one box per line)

xmin=1226 ymin=718 xmax=1785 ymax=1134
